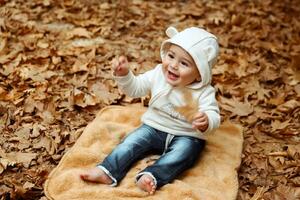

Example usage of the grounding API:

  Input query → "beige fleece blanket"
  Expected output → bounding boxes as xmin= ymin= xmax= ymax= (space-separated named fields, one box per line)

xmin=44 ymin=105 xmax=243 ymax=200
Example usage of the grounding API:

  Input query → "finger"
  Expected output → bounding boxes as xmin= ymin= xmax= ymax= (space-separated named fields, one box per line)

xmin=193 ymin=112 xmax=202 ymax=118
xmin=193 ymin=112 xmax=205 ymax=120
xmin=116 ymin=66 xmax=121 ymax=72
xmin=192 ymin=123 xmax=206 ymax=130
xmin=192 ymin=124 xmax=197 ymax=129
xmin=119 ymin=56 xmax=127 ymax=65
xmin=112 ymin=59 xmax=119 ymax=70
xmin=193 ymin=117 xmax=206 ymax=123
xmin=192 ymin=121 xmax=207 ymax=128
xmin=115 ymin=61 xmax=124 ymax=72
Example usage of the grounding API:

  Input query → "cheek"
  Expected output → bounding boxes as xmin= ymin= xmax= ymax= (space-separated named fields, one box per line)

xmin=179 ymin=69 xmax=198 ymax=82
xmin=180 ymin=68 xmax=193 ymax=76
xmin=162 ymin=58 xmax=169 ymax=70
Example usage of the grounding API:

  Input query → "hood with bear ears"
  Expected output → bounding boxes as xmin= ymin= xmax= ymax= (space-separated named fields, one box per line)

xmin=160 ymin=26 xmax=219 ymax=89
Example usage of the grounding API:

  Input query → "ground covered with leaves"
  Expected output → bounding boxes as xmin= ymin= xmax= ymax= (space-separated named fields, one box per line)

xmin=0 ymin=0 xmax=299 ymax=199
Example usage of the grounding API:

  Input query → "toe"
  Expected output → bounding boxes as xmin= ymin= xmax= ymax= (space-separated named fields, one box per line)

xmin=144 ymin=177 xmax=151 ymax=184
xmin=149 ymin=189 xmax=155 ymax=195
xmin=80 ymin=174 xmax=87 ymax=179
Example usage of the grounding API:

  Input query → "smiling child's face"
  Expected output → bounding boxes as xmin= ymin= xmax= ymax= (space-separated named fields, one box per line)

xmin=162 ymin=44 xmax=201 ymax=87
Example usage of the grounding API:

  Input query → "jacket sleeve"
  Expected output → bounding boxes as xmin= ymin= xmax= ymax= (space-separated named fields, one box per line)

xmin=113 ymin=67 xmax=156 ymax=98
xmin=198 ymin=86 xmax=221 ymax=134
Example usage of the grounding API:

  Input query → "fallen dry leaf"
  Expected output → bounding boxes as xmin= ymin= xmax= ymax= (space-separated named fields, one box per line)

xmin=220 ymin=96 xmax=254 ymax=117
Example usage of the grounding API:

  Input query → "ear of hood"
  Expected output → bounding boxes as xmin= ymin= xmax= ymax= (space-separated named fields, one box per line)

xmin=161 ymin=27 xmax=219 ymax=89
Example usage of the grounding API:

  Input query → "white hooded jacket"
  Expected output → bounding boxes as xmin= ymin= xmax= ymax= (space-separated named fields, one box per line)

xmin=114 ymin=27 xmax=220 ymax=140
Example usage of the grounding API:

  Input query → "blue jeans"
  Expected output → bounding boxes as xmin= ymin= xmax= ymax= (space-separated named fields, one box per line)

xmin=98 ymin=124 xmax=205 ymax=188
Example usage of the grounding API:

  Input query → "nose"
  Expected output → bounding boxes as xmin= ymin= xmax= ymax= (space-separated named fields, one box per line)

xmin=170 ymin=60 xmax=179 ymax=70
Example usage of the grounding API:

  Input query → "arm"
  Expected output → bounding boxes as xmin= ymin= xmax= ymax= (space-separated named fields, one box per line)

xmin=112 ymin=56 xmax=153 ymax=98
xmin=192 ymin=86 xmax=220 ymax=134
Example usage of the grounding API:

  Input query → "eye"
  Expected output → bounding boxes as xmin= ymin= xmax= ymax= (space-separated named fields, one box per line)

xmin=167 ymin=52 xmax=174 ymax=59
xmin=181 ymin=61 xmax=189 ymax=67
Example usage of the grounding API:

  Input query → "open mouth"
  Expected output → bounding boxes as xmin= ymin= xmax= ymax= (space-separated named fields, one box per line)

xmin=167 ymin=70 xmax=179 ymax=81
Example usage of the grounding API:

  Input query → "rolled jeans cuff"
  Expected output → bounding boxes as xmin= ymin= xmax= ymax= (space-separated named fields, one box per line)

xmin=96 ymin=165 xmax=118 ymax=187
xmin=135 ymin=172 xmax=157 ymax=188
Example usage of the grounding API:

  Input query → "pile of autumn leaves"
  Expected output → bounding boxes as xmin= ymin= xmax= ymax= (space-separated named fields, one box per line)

xmin=0 ymin=0 xmax=299 ymax=199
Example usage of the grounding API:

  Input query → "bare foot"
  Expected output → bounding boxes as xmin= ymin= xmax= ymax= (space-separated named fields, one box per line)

xmin=80 ymin=167 xmax=113 ymax=184
xmin=137 ymin=174 xmax=156 ymax=195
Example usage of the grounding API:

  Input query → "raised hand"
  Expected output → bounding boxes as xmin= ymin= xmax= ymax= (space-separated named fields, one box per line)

xmin=112 ymin=56 xmax=129 ymax=76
